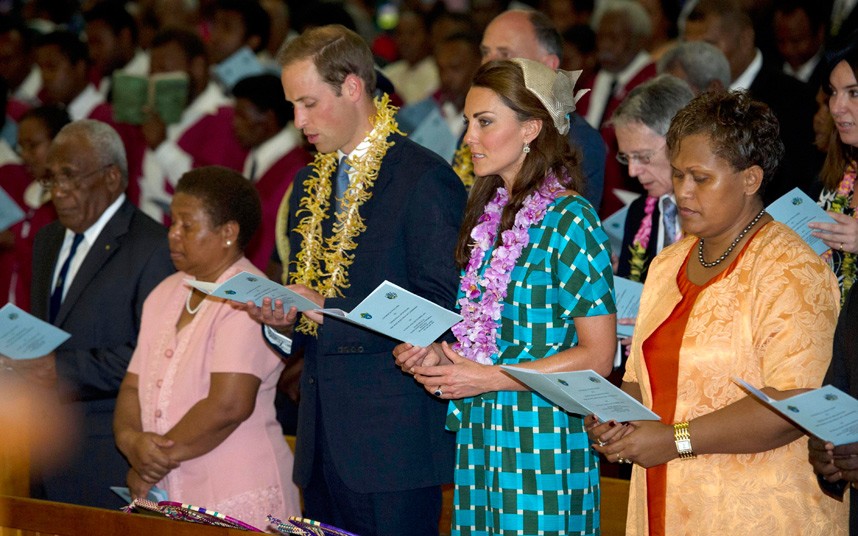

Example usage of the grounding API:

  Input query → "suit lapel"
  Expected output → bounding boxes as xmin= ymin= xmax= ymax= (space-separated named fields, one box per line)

xmin=54 ymin=201 xmax=133 ymax=326
xmin=325 ymin=135 xmax=401 ymax=235
xmin=355 ymin=135 xmax=399 ymax=223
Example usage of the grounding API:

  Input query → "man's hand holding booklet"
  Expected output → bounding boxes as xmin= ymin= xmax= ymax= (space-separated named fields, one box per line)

xmin=188 ymin=273 xmax=461 ymax=347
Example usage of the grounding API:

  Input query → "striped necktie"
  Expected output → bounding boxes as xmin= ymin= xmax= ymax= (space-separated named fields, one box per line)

xmin=49 ymin=233 xmax=84 ymax=323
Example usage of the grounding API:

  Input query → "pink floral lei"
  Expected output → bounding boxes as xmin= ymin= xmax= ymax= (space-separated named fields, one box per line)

xmin=452 ymin=174 xmax=564 ymax=364
xmin=627 ymin=196 xmax=657 ymax=282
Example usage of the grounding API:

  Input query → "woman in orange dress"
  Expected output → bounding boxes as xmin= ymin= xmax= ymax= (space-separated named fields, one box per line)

xmin=586 ymin=90 xmax=848 ymax=535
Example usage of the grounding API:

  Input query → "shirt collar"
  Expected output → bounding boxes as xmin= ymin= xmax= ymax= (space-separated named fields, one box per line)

xmin=614 ymin=51 xmax=653 ymax=88
xmin=67 ymin=83 xmax=106 ymax=121
xmin=782 ymin=51 xmax=822 ymax=83
xmin=67 ymin=193 xmax=126 ymax=246
xmin=245 ymin=124 xmax=301 ymax=181
xmin=730 ymin=49 xmax=763 ymax=91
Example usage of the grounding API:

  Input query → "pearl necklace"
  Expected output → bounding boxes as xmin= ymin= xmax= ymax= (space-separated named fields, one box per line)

xmin=697 ymin=208 xmax=766 ymax=268
xmin=185 ymin=289 xmax=204 ymax=315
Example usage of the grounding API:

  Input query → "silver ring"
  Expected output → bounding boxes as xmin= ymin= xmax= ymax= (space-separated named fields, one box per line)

xmin=597 ymin=440 xmax=606 ymax=447
xmin=619 ymin=458 xmax=632 ymax=464
xmin=434 ymin=388 xmax=443 ymax=397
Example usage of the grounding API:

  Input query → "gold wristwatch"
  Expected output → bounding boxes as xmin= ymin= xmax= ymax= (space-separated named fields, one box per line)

xmin=674 ymin=421 xmax=696 ymax=460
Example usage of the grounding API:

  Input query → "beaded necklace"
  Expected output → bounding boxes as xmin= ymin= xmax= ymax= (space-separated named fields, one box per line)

xmin=697 ymin=208 xmax=766 ymax=268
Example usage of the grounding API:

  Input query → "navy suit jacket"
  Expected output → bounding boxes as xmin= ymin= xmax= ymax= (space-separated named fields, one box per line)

xmin=279 ymin=134 xmax=464 ymax=494
xmin=748 ymin=61 xmax=821 ymax=203
xmin=30 ymin=198 xmax=173 ymax=508
xmin=568 ymin=112 xmax=606 ymax=211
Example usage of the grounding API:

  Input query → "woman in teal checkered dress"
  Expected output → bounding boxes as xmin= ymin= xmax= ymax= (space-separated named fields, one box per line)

xmin=394 ymin=59 xmax=617 ymax=536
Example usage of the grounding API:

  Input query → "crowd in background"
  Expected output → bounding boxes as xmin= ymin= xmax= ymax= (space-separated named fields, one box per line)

xmin=1 ymin=0 xmax=858 ymax=534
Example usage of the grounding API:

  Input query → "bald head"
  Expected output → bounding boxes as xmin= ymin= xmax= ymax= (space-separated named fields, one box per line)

xmin=480 ymin=10 xmax=560 ymax=69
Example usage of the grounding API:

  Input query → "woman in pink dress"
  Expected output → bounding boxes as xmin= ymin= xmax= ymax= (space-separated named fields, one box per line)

xmin=114 ymin=166 xmax=300 ymax=530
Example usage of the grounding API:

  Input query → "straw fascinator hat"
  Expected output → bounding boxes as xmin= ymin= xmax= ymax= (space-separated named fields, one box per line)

xmin=509 ymin=58 xmax=589 ymax=136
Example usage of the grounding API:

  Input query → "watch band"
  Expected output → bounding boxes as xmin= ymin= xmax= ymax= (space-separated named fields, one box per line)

xmin=674 ymin=421 xmax=696 ymax=460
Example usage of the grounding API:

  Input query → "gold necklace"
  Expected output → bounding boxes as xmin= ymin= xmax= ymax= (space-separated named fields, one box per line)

xmin=286 ymin=94 xmax=401 ymax=335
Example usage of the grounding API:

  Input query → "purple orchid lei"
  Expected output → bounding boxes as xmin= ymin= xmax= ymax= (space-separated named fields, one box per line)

xmin=452 ymin=174 xmax=564 ymax=364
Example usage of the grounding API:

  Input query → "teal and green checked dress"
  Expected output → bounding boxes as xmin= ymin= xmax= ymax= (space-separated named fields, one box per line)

xmin=447 ymin=194 xmax=616 ymax=536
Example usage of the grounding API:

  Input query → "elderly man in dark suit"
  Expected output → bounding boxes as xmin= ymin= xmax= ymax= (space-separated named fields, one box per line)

xmin=243 ymin=25 xmax=464 ymax=536
xmin=0 ymin=119 xmax=173 ymax=509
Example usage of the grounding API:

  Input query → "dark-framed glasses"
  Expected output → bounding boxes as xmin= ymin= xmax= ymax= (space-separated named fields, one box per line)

xmin=615 ymin=144 xmax=666 ymax=166
xmin=39 ymin=165 xmax=112 ymax=191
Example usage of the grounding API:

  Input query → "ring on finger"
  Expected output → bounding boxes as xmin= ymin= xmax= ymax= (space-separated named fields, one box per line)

xmin=841 ymin=242 xmax=845 ymax=251
xmin=597 ymin=440 xmax=606 ymax=447
xmin=434 ymin=387 xmax=443 ymax=397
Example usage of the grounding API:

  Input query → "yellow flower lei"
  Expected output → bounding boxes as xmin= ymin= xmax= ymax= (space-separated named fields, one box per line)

xmin=288 ymin=94 xmax=401 ymax=335
xmin=452 ymin=143 xmax=474 ymax=191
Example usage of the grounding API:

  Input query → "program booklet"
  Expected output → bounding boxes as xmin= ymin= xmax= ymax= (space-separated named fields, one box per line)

xmin=735 ymin=378 xmax=858 ymax=446
xmin=602 ymin=204 xmax=629 ymax=258
xmin=319 ymin=280 xmax=461 ymax=347
xmin=766 ymin=187 xmax=838 ymax=255
xmin=112 ymin=71 xmax=190 ymax=125
xmin=0 ymin=303 xmax=71 ymax=359
xmin=186 ymin=271 xmax=319 ymax=312
xmin=211 ymin=46 xmax=268 ymax=92
xmin=501 ymin=367 xmax=660 ymax=422
xmin=0 ymin=186 xmax=25 ymax=231
xmin=187 ymin=275 xmax=461 ymax=347
xmin=614 ymin=276 xmax=643 ymax=338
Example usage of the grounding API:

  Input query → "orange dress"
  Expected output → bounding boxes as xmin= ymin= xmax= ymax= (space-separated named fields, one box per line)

xmin=623 ymin=222 xmax=848 ymax=536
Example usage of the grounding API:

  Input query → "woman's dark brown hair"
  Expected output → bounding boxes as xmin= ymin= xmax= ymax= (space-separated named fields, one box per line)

xmin=175 ymin=166 xmax=262 ymax=250
xmin=820 ymin=32 xmax=858 ymax=190
xmin=666 ymin=90 xmax=784 ymax=196
xmin=454 ymin=60 xmax=583 ymax=268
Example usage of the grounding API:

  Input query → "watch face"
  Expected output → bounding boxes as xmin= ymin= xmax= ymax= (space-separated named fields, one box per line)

xmin=677 ymin=439 xmax=693 ymax=452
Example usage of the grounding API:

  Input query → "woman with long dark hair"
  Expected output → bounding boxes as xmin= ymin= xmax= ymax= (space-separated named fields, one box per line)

xmin=395 ymin=59 xmax=617 ymax=535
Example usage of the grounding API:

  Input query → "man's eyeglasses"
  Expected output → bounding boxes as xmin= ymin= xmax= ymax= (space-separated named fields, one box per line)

xmin=39 ymin=165 xmax=112 ymax=191
xmin=615 ymin=144 xmax=666 ymax=166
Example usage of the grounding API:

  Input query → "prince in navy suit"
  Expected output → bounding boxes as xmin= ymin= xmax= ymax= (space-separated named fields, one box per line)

xmin=243 ymin=25 xmax=464 ymax=536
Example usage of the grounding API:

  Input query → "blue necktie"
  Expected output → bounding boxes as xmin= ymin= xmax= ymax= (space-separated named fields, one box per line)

xmin=334 ymin=156 xmax=351 ymax=214
xmin=662 ymin=197 xmax=678 ymax=246
xmin=49 ymin=233 xmax=84 ymax=323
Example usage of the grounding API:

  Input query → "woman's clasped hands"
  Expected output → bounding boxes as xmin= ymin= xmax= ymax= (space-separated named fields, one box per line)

xmin=393 ymin=341 xmax=493 ymax=400
xmin=584 ymin=416 xmax=678 ymax=468
xmin=116 ymin=430 xmax=179 ymax=497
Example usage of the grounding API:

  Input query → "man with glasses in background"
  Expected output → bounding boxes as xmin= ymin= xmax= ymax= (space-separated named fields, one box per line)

xmin=608 ymin=75 xmax=694 ymax=283
xmin=0 ymin=119 xmax=173 ymax=509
